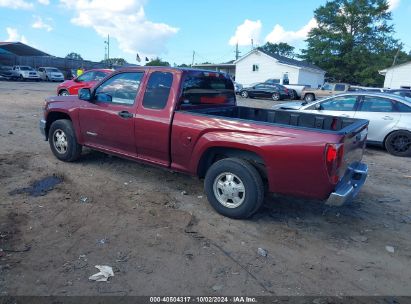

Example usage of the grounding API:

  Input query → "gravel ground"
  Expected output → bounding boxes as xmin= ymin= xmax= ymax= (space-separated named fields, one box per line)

xmin=0 ymin=81 xmax=410 ymax=296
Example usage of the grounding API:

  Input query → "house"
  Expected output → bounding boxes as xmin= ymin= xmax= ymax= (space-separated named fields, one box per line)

xmin=234 ymin=49 xmax=325 ymax=88
xmin=379 ymin=61 xmax=411 ymax=89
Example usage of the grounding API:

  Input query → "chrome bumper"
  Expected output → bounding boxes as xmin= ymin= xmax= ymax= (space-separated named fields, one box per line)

xmin=326 ymin=162 xmax=368 ymax=206
xmin=39 ymin=119 xmax=47 ymax=140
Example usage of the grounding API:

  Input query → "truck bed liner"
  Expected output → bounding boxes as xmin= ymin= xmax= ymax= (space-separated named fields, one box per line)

xmin=181 ymin=106 xmax=365 ymax=133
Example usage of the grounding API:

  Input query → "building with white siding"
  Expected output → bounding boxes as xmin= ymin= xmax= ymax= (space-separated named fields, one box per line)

xmin=379 ymin=61 xmax=411 ymax=89
xmin=234 ymin=49 xmax=325 ymax=88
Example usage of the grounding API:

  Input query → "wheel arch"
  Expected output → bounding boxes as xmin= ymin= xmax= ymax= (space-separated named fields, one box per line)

xmin=197 ymin=147 xmax=267 ymax=179
xmin=45 ymin=111 xmax=72 ymax=140
xmin=383 ymin=129 xmax=411 ymax=148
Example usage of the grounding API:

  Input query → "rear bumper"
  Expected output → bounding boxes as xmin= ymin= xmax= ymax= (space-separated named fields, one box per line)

xmin=39 ymin=119 xmax=47 ymax=140
xmin=326 ymin=162 xmax=368 ymax=206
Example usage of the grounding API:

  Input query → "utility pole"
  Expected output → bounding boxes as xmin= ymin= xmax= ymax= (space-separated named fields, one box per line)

xmin=392 ymin=47 xmax=401 ymax=66
xmin=251 ymin=39 xmax=254 ymax=50
xmin=191 ymin=50 xmax=195 ymax=66
xmin=235 ymin=43 xmax=241 ymax=60
xmin=104 ymin=34 xmax=110 ymax=62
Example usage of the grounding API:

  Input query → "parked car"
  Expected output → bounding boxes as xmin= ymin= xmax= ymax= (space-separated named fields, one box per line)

xmin=0 ymin=66 xmax=13 ymax=79
xmin=38 ymin=67 xmax=65 ymax=82
xmin=56 ymin=69 xmax=112 ymax=96
xmin=40 ymin=67 xmax=369 ymax=219
xmin=301 ymin=83 xmax=351 ymax=102
xmin=264 ymin=78 xmax=308 ymax=99
xmin=234 ymin=82 xmax=243 ymax=94
xmin=239 ymin=83 xmax=290 ymax=101
xmin=387 ymin=89 xmax=411 ymax=98
xmin=274 ymin=92 xmax=411 ymax=156
xmin=11 ymin=65 xmax=40 ymax=81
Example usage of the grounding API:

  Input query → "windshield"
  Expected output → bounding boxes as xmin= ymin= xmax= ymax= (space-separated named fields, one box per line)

xmin=20 ymin=66 xmax=33 ymax=71
xmin=180 ymin=71 xmax=235 ymax=106
xmin=46 ymin=68 xmax=60 ymax=73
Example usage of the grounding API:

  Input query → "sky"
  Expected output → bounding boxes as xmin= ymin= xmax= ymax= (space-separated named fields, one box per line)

xmin=0 ymin=0 xmax=410 ymax=66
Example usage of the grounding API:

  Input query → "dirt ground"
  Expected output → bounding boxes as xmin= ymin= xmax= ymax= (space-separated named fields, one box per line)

xmin=0 ymin=81 xmax=410 ymax=296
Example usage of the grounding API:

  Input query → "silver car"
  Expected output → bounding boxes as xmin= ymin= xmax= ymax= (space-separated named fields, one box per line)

xmin=38 ymin=67 xmax=65 ymax=82
xmin=274 ymin=92 xmax=411 ymax=157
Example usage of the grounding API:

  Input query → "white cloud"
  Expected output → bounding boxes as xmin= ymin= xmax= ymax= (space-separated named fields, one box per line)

xmin=265 ymin=18 xmax=317 ymax=45
xmin=32 ymin=16 xmax=53 ymax=32
xmin=38 ymin=0 xmax=50 ymax=5
xmin=229 ymin=19 xmax=262 ymax=46
xmin=388 ymin=0 xmax=400 ymax=11
xmin=5 ymin=27 xmax=28 ymax=44
xmin=60 ymin=0 xmax=179 ymax=56
xmin=0 ymin=0 xmax=32 ymax=9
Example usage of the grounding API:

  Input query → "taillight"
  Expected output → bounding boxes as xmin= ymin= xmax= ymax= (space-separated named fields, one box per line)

xmin=325 ymin=143 xmax=344 ymax=184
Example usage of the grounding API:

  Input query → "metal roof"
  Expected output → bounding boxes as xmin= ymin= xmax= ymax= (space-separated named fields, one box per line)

xmin=0 ymin=42 xmax=50 ymax=56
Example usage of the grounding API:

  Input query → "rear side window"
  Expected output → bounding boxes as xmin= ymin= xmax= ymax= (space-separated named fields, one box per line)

xmin=181 ymin=72 xmax=235 ymax=106
xmin=335 ymin=84 xmax=346 ymax=91
xmin=360 ymin=96 xmax=394 ymax=112
xmin=396 ymin=101 xmax=411 ymax=112
xmin=142 ymin=72 xmax=173 ymax=110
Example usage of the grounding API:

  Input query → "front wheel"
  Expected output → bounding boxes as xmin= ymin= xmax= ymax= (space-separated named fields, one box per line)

xmin=49 ymin=119 xmax=82 ymax=162
xmin=58 ymin=89 xmax=70 ymax=96
xmin=204 ymin=158 xmax=264 ymax=219
xmin=385 ymin=130 xmax=411 ymax=157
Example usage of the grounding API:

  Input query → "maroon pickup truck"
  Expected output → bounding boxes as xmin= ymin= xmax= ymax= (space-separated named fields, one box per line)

xmin=40 ymin=67 xmax=369 ymax=219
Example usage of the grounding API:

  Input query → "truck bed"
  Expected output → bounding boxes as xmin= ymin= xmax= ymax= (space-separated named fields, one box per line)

xmin=180 ymin=106 xmax=366 ymax=134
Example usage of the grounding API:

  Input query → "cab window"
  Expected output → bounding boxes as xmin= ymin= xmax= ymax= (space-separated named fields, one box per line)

xmin=335 ymin=84 xmax=346 ymax=91
xmin=94 ymin=72 xmax=144 ymax=105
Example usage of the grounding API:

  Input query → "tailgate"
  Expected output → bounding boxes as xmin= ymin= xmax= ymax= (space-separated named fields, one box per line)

xmin=339 ymin=120 xmax=368 ymax=179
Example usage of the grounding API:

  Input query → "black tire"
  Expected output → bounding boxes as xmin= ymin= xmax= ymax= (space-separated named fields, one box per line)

xmin=58 ymin=89 xmax=70 ymax=96
xmin=385 ymin=130 xmax=411 ymax=157
xmin=204 ymin=158 xmax=264 ymax=219
xmin=272 ymin=92 xmax=280 ymax=101
xmin=19 ymin=75 xmax=24 ymax=81
xmin=240 ymin=91 xmax=249 ymax=98
xmin=48 ymin=119 xmax=82 ymax=162
xmin=304 ymin=93 xmax=315 ymax=102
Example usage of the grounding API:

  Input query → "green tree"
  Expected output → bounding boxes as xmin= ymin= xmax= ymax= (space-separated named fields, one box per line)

xmin=145 ymin=57 xmax=170 ymax=67
xmin=101 ymin=58 xmax=127 ymax=67
xmin=259 ymin=42 xmax=296 ymax=58
xmin=65 ymin=52 xmax=83 ymax=60
xmin=300 ymin=0 xmax=411 ymax=86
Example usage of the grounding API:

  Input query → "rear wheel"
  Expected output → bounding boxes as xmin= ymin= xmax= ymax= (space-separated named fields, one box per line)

xmin=204 ymin=158 xmax=264 ymax=219
xmin=304 ymin=93 xmax=315 ymax=102
xmin=49 ymin=119 xmax=82 ymax=162
xmin=272 ymin=92 xmax=280 ymax=101
xmin=385 ymin=130 xmax=411 ymax=157
xmin=240 ymin=91 xmax=248 ymax=98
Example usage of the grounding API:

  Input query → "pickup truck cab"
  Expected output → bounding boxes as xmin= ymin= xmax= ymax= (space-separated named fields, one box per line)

xmin=302 ymin=83 xmax=351 ymax=102
xmin=40 ymin=67 xmax=369 ymax=219
xmin=11 ymin=65 xmax=40 ymax=81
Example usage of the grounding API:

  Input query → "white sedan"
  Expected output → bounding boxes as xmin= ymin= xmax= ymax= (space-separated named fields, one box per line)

xmin=274 ymin=92 xmax=411 ymax=157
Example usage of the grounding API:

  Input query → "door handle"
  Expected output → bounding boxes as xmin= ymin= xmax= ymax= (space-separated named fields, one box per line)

xmin=118 ymin=111 xmax=133 ymax=119
xmin=382 ymin=116 xmax=394 ymax=121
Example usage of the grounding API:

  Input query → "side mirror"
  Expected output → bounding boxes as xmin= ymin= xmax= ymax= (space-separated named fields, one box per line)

xmin=73 ymin=78 xmax=80 ymax=82
xmin=78 ymin=88 xmax=92 ymax=101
